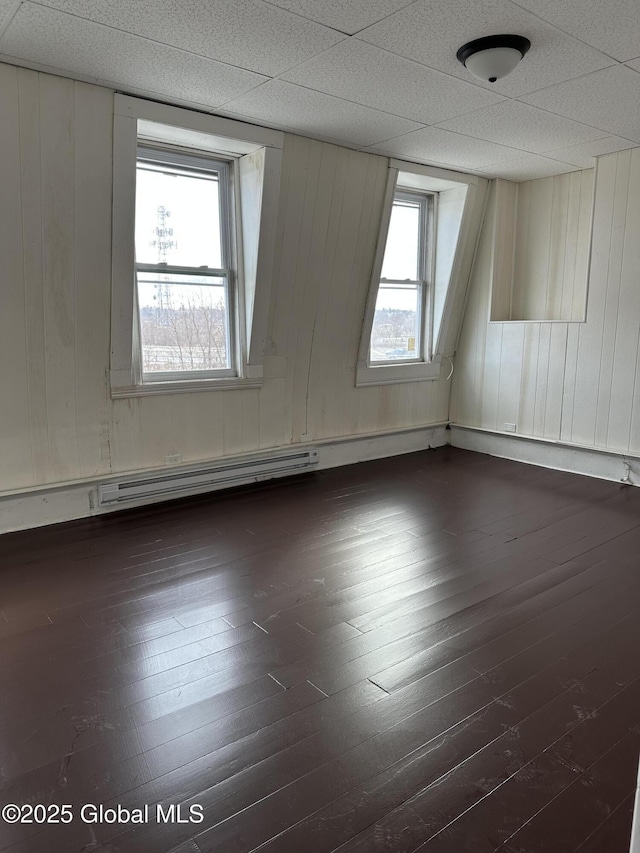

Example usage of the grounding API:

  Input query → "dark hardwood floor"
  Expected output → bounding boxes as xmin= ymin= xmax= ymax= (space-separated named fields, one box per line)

xmin=0 ymin=446 xmax=639 ymax=852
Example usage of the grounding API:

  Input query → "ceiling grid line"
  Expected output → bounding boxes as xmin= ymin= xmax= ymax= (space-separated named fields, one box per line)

xmin=0 ymin=0 xmax=638 ymax=180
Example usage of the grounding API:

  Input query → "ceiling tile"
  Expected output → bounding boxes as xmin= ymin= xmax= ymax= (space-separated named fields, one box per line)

xmin=512 ymin=0 xmax=640 ymax=62
xmin=262 ymin=0 xmax=416 ymax=35
xmin=521 ymin=65 xmax=640 ymax=143
xmin=0 ymin=1 xmax=18 ymax=31
xmin=35 ymin=0 xmax=343 ymax=76
xmin=544 ymin=136 xmax=637 ymax=168
xmin=0 ymin=3 xmax=267 ymax=107
xmin=477 ymin=154 xmax=580 ymax=181
xmin=358 ymin=0 xmax=614 ymax=97
xmin=367 ymin=126 xmax=529 ymax=170
xmin=280 ymin=38 xmax=504 ymax=124
xmin=437 ymin=100 xmax=605 ymax=154
xmin=221 ymin=80 xmax=423 ymax=147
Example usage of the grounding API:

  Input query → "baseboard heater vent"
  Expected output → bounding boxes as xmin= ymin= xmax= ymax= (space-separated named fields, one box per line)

xmin=98 ymin=450 xmax=319 ymax=506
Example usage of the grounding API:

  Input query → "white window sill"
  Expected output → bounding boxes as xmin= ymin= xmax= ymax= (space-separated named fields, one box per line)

xmin=356 ymin=360 xmax=441 ymax=387
xmin=111 ymin=375 xmax=263 ymax=398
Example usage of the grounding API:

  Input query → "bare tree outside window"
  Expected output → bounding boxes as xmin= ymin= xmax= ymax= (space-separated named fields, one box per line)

xmin=138 ymin=277 xmax=229 ymax=372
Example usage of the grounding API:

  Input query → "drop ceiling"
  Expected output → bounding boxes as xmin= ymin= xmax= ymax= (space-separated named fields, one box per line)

xmin=1 ymin=0 xmax=639 ymax=180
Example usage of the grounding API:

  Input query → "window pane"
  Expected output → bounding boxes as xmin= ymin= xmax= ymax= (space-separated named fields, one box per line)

xmin=135 ymin=164 xmax=223 ymax=268
xmin=370 ymin=283 xmax=421 ymax=362
xmin=381 ymin=198 xmax=421 ymax=281
xmin=137 ymin=272 xmax=230 ymax=373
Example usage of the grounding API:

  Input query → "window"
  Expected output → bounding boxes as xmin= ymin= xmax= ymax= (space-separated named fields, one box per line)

xmin=370 ymin=190 xmax=433 ymax=364
xmin=135 ymin=147 xmax=236 ymax=381
xmin=110 ymin=95 xmax=284 ymax=397
xmin=357 ymin=161 xmax=487 ymax=387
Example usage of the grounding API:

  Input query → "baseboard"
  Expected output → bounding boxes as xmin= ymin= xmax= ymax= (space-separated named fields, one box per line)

xmin=0 ymin=424 xmax=448 ymax=534
xmin=450 ymin=424 xmax=640 ymax=486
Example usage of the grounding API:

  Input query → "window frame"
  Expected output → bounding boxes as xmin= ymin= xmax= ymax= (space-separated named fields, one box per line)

xmin=134 ymin=144 xmax=238 ymax=383
xmin=110 ymin=95 xmax=284 ymax=398
xmin=356 ymin=161 xmax=487 ymax=388
xmin=369 ymin=188 xmax=436 ymax=368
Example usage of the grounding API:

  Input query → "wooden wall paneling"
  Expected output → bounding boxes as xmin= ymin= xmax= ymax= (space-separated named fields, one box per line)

xmin=165 ymin=392 xmax=197 ymax=463
xmin=39 ymin=73 xmax=81 ymax=481
xmin=109 ymin=398 xmax=141 ymax=474
xmin=524 ymin=177 xmax=554 ymax=321
xmin=449 ymin=327 xmax=473 ymax=426
xmin=340 ymin=154 xmax=388 ymax=438
xmin=17 ymin=68 xmax=50 ymax=486
xmin=496 ymin=323 xmax=525 ymax=431
xmin=574 ymin=169 xmax=595 ymax=320
xmin=221 ymin=390 xmax=260 ymax=457
xmin=507 ymin=172 xmax=592 ymax=323
xmin=533 ymin=323 xmax=552 ymax=437
xmin=265 ymin=137 xmax=293 ymax=355
xmin=268 ymin=133 xmax=311 ymax=437
xmin=511 ymin=179 xmax=530 ymax=321
xmin=560 ymin=323 xmax=580 ymax=444
xmin=560 ymin=172 xmax=581 ymax=320
xmin=408 ymin=375 xmax=438 ymax=427
xmin=543 ymin=323 xmax=568 ymax=440
xmin=594 ymin=151 xmax=632 ymax=448
xmin=546 ymin=174 xmax=570 ymax=320
xmin=479 ymin=323 xmax=503 ymax=432
xmin=456 ymin=181 xmax=494 ymax=426
xmin=570 ymin=155 xmax=618 ymax=447
xmin=560 ymin=170 xmax=593 ymax=322
xmin=0 ymin=64 xmax=33 ymax=489
xmin=163 ymin=391 xmax=211 ymax=465
xmin=257 ymin=357 xmax=288 ymax=451
xmin=435 ymin=371 xmax=451 ymax=423
xmin=188 ymin=392 xmax=226 ymax=464
xmin=330 ymin=152 xmax=385 ymax=437
xmin=608 ymin=149 xmax=640 ymax=452
xmin=73 ymin=81 xmax=113 ymax=478
xmin=133 ymin=395 xmax=179 ymax=471
xmin=454 ymin=153 xmax=640 ymax=456
xmin=490 ymin=180 xmax=517 ymax=322
xmin=518 ymin=324 xmax=541 ymax=437
xmin=265 ymin=139 xmax=295 ymax=449
xmin=305 ymin=143 xmax=352 ymax=440
xmin=290 ymin=139 xmax=339 ymax=442
xmin=438 ymin=179 xmax=489 ymax=358
xmin=283 ymin=136 xmax=323 ymax=442
xmin=259 ymin=378 xmax=287 ymax=450
xmin=357 ymin=386 xmax=382 ymax=435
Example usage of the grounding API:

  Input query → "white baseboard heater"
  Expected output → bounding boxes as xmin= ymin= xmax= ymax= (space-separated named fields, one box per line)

xmin=98 ymin=449 xmax=319 ymax=507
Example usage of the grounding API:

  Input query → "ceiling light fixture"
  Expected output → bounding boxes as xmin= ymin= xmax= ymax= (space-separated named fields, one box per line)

xmin=456 ymin=34 xmax=531 ymax=84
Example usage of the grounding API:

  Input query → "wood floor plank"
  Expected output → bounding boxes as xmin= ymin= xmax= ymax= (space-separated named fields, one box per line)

xmin=1 ymin=447 xmax=639 ymax=853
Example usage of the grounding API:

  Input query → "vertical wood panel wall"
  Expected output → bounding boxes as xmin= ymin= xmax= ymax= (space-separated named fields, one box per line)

xmin=511 ymin=170 xmax=593 ymax=322
xmin=0 ymin=65 xmax=450 ymax=494
xmin=452 ymin=150 xmax=640 ymax=454
xmin=490 ymin=171 xmax=593 ymax=322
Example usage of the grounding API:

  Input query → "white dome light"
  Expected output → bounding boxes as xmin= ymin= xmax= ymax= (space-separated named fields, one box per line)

xmin=457 ymin=35 xmax=531 ymax=84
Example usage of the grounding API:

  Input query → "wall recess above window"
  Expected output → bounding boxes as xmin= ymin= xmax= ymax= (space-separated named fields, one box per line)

xmin=489 ymin=170 xmax=594 ymax=323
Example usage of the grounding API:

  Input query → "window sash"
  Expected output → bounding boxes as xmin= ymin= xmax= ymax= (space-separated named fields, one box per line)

xmin=137 ymin=270 xmax=233 ymax=378
xmin=134 ymin=146 xmax=237 ymax=381
xmin=370 ymin=281 xmax=424 ymax=365
xmin=369 ymin=189 xmax=433 ymax=366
